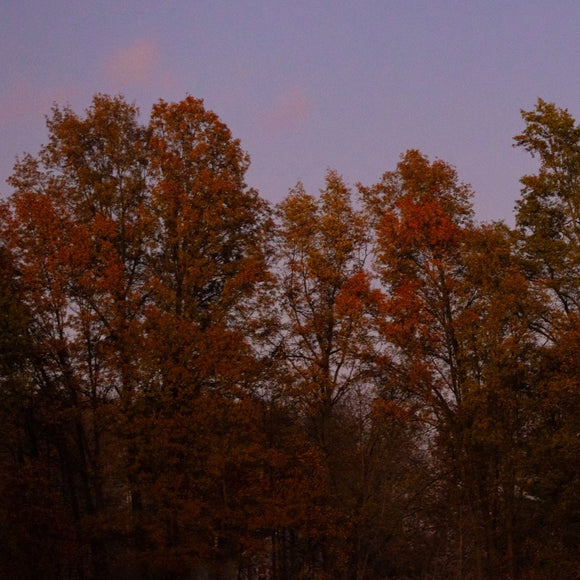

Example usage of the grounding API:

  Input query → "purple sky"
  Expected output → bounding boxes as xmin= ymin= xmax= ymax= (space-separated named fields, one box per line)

xmin=2 ymin=1 xmax=579 ymax=223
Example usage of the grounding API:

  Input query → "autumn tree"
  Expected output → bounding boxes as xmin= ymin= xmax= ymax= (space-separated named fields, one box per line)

xmin=514 ymin=98 xmax=580 ymax=318
xmin=4 ymin=92 xmax=580 ymax=579
xmin=0 ymin=93 xmax=274 ymax=579
xmin=449 ymin=223 xmax=548 ymax=579
xmin=512 ymin=99 xmax=580 ymax=577
xmin=270 ymin=171 xmax=426 ymax=578
xmin=0 ymin=94 xmax=154 ymax=578
xmin=125 ymin=95 xmax=274 ymax=577
xmin=276 ymin=172 xmax=374 ymax=448
xmin=362 ymin=150 xmax=474 ymax=421
xmin=0 ymin=237 xmax=73 ymax=579
xmin=364 ymin=150 xmax=547 ymax=578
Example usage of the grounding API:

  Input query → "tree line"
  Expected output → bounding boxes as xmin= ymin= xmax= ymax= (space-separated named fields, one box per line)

xmin=0 ymin=94 xmax=578 ymax=579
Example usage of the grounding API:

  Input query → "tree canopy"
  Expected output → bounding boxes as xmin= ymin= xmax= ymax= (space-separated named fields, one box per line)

xmin=0 ymin=94 xmax=578 ymax=579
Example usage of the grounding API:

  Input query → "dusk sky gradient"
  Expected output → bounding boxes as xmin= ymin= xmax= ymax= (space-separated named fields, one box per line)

xmin=2 ymin=1 xmax=579 ymax=223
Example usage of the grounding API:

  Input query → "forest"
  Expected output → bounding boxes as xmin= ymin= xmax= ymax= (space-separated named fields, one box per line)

xmin=0 ymin=94 xmax=579 ymax=579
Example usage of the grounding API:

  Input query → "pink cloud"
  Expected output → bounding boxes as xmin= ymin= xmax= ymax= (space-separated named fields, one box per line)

xmin=102 ymin=39 xmax=161 ymax=87
xmin=263 ymin=87 xmax=311 ymax=132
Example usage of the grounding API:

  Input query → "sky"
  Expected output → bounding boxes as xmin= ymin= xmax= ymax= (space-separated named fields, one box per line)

xmin=1 ymin=1 xmax=579 ymax=223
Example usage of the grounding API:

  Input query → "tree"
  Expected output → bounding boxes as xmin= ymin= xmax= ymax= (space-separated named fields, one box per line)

xmin=4 ymin=92 xmax=580 ymax=578
xmin=362 ymin=150 xmax=474 ymax=419
xmin=147 ymin=96 xmax=270 ymax=324
xmin=276 ymin=171 xmax=374 ymax=448
xmin=1 ymin=94 xmax=154 ymax=578
xmin=1 ymin=93 xmax=275 ymax=579
xmin=272 ymin=171 xmax=425 ymax=578
xmin=514 ymin=98 xmax=580 ymax=318
xmin=127 ymin=96 xmax=274 ymax=576
xmin=364 ymin=150 xmax=546 ymax=578
xmin=513 ymin=99 xmax=580 ymax=576
xmin=446 ymin=223 xmax=546 ymax=579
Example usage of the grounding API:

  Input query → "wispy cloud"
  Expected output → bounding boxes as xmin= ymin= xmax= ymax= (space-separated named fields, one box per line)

xmin=102 ymin=39 xmax=166 ymax=89
xmin=262 ymin=87 xmax=311 ymax=132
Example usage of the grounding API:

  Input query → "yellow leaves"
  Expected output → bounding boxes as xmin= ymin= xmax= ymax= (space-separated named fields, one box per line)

xmin=278 ymin=170 xmax=368 ymax=295
xmin=277 ymin=185 xmax=318 ymax=247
